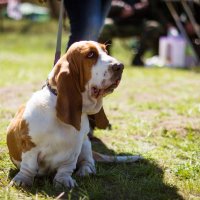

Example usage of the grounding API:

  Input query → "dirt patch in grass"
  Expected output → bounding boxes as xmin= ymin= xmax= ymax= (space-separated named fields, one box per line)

xmin=136 ymin=110 xmax=159 ymax=120
xmin=0 ymin=82 xmax=42 ymax=111
xmin=156 ymin=115 xmax=200 ymax=136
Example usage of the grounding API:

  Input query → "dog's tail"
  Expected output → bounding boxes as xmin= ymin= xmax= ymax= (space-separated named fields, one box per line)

xmin=92 ymin=151 xmax=142 ymax=163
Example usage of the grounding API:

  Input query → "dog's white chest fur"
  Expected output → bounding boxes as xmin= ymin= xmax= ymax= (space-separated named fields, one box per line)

xmin=7 ymin=41 xmax=124 ymax=188
xmin=22 ymin=87 xmax=90 ymax=174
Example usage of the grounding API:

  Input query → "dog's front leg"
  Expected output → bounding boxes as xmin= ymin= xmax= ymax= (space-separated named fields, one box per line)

xmin=76 ymin=136 xmax=96 ymax=176
xmin=54 ymin=161 xmax=77 ymax=188
xmin=10 ymin=149 xmax=38 ymax=187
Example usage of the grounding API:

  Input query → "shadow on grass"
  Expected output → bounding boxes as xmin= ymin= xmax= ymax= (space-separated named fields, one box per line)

xmin=8 ymin=137 xmax=183 ymax=200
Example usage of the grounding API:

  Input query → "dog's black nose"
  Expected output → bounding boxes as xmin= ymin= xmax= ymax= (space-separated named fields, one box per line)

xmin=111 ymin=63 xmax=124 ymax=72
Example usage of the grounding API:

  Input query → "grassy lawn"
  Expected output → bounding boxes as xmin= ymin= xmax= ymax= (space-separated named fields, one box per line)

xmin=0 ymin=20 xmax=200 ymax=200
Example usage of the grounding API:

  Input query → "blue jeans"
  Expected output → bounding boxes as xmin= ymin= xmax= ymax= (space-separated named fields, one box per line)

xmin=64 ymin=0 xmax=111 ymax=49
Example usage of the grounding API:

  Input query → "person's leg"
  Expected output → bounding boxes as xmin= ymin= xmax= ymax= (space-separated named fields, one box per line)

xmin=132 ymin=20 xmax=162 ymax=66
xmin=64 ymin=0 xmax=111 ymax=49
xmin=64 ymin=0 xmax=100 ymax=49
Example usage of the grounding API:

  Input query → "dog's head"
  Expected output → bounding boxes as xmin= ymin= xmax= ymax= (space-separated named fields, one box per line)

xmin=48 ymin=41 xmax=124 ymax=130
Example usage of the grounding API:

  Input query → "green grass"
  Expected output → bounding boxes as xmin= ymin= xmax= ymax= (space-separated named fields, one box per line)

xmin=0 ymin=20 xmax=200 ymax=200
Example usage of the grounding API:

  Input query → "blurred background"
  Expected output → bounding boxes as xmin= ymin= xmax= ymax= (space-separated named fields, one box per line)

xmin=0 ymin=1 xmax=200 ymax=199
xmin=0 ymin=0 xmax=199 ymax=70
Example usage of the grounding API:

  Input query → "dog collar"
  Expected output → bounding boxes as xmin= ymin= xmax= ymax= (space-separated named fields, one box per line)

xmin=46 ymin=81 xmax=58 ymax=96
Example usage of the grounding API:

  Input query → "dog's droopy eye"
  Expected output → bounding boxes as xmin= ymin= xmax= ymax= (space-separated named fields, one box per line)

xmin=87 ymin=51 xmax=96 ymax=58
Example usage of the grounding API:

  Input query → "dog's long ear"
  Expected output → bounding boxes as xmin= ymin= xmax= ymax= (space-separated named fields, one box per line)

xmin=55 ymin=61 xmax=82 ymax=131
xmin=88 ymin=107 xmax=110 ymax=129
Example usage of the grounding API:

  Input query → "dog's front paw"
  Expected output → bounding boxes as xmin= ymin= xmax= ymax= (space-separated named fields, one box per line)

xmin=76 ymin=163 xmax=96 ymax=176
xmin=54 ymin=175 xmax=77 ymax=189
xmin=9 ymin=172 xmax=33 ymax=187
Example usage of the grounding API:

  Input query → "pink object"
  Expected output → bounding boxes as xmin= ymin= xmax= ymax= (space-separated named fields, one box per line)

xmin=159 ymin=36 xmax=186 ymax=67
xmin=7 ymin=0 xmax=22 ymax=20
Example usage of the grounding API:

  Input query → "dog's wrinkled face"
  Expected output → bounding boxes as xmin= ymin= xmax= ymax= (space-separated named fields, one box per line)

xmin=68 ymin=41 xmax=124 ymax=99
xmin=50 ymin=41 xmax=124 ymax=125
xmin=89 ymin=42 xmax=124 ymax=99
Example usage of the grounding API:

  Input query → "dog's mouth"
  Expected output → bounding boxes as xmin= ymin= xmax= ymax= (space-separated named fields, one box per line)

xmin=91 ymin=78 xmax=121 ymax=99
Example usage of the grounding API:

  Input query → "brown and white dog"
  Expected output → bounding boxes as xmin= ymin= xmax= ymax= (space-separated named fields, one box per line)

xmin=7 ymin=41 xmax=140 ymax=188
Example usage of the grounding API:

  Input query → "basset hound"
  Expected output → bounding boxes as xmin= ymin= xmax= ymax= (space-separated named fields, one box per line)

xmin=7 ymin=41 xmax=140 ymax=188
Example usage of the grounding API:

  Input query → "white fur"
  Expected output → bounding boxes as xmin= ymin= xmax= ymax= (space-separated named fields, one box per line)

xmin=10 ymin=41 xmax=118 ymax=188
xmin=82 ymin=41 xmax=118 ymax=114
xmin=89 ymin=41 xmax=118 ymax=90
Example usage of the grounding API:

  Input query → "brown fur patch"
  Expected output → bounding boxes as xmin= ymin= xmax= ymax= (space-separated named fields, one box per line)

xmin=100 ymin=44 xmax=108 ymax=54
xmin=50 ymin=42 xmax=101 ymax=130
xmin=7 ymin=105 xmax=35 ymax=164
xmin=48 ymin=57 xmax=66 ymax=88
xmin=66 ymin=42 xmax=99 ymax=92
xmin=89 ymin=107 xmax=110 ymax=129
xmin=55 ymin=64 xmax=83 ymax=130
